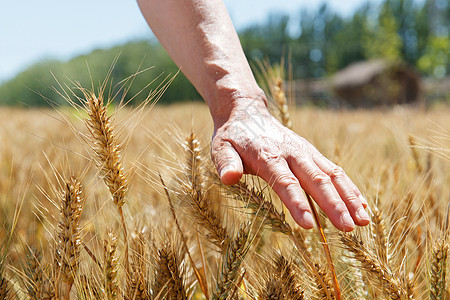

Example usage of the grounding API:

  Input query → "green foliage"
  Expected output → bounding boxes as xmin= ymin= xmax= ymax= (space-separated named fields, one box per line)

xmin=0 ymin=40 xmax=199 ymax=107
xmin=363 ymin=3 xmax=402 ymax=61
xmin=418 ymin=35 xmax=450 ymax=78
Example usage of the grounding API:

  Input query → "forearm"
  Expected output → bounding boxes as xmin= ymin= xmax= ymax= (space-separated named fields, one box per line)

xmin=137 ymin=0 xmax=266 ymax=124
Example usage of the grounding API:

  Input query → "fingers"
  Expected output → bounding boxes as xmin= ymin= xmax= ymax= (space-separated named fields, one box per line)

xmin=211 ymin=140 xmax=243 ymax=185
xmin=289 ymin=158 xmax=356 ymax=231
xmin=255 ymin=159 xmax=315 ymax=229
xmin=313 ymin=154 xmax=370 ymax=224
xmin=288 ymin=152 xmax=369 ymax=231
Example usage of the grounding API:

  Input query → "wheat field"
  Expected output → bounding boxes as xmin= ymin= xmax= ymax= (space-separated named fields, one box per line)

xmin=0 ymin=80 xmax=449 ymax=299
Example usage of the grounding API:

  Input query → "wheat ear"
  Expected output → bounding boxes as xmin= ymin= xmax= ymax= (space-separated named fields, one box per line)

xmin=273 ymin=255 xmax=304 ymax=300
xmin=104 ymin=231 xmax=119 ymax=300
xmin=213 ymin=222 xmax=252 ymax=300
xmin=183 ymin=133 xmax=228 ymax=251
xmin=371 ymin=205 xmax=389 ymax=266
xmin=126 ymin=228 xmax=149 ymax=300
xmin=0 ymin=276 xmax=12 ymax=300
xmin=429 ymin=238 xmax=448 ymax=300
xmin=223 ymin=178 xmax=332 ymax=299
xmin=153 ymin=242 xmax=187 ymax=300
xmin=55 ymin=176 xmax=84 ymax=298
xmin=83 ymin=90 xmax=130 ymax=273
xmin=262 ymin=276 xmax=284 ymax=299
xmin=408 ymin=135 xmax=424 ymax=173
xmin=273 ymin=78 xmax=293 ymax=129
xmin=24 ymin=249 xmax=43 ymax=299
xmin=23 ymin=249 xmax=56 ymax=300
xmin=83 ymin=91 xmax=128 ymax=208
xmin=225 ymin=179 xmax=292 ymax=235
xmin=340 ymin=232 xmax=406 ymax=299
xmin=78 ymin=275 xmax=102 ymax=299
xmin=160 ymin=174 xmax=209 ymax=298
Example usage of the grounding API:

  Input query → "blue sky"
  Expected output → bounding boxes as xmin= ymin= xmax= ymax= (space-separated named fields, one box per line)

xmin=0 ymin=0 xmax=379 ymax=83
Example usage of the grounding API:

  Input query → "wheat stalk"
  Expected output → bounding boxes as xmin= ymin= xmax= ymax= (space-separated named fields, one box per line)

xmin=305 ymin=192 xmax=341 ymax=300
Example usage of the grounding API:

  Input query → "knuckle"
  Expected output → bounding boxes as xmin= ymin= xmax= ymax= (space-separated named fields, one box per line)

xmin=263 ymin=155 xmax=283 ymax=167
xmin=334 ymin=202 xmax=348 ymax=214
xmin=275 ymin=173 xmax=299 ymax=189
xmin=329 ymin=166 xmax=346 ymax=180
xmin=310 ymin=171 xmax=331 ymax=187
xmin=256 ymin=147 xmax=284 ymax=171
xmin=345 ymin=194 xmax=360 ymax=207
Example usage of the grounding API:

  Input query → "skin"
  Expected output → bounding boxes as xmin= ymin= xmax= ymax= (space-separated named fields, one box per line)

xmin=137 ymin=0 xmax=370 ymax=231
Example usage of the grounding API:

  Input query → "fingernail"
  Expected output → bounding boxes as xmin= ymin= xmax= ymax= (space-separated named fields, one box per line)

xmin=359 ymin=195 xmax=368 ymax=207
xmin=219 ymin=165 xmax=234 ymax=178
xmin=302 ymin=211 xmax=315 ymax=229
xmin=357 ymin=207 xmax=370 ymax=222
xmin=341 ymin=212 xmax=355 ymax=231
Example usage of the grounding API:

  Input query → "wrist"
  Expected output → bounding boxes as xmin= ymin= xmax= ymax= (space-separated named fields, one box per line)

xmin=209 ymin=93 xmax=268 ymax=127
xmin=205 ymin=80 xmax=268 ymax=126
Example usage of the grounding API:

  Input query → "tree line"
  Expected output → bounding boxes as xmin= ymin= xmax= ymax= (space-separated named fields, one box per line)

xmin=0 ymin=0 xmax=448 ymax=106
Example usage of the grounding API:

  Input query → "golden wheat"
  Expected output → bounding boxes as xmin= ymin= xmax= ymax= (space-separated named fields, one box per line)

xmin=0 ymin=71 xmax=448 ymax=300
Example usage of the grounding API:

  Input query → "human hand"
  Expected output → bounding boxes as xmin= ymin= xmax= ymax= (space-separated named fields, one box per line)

xmin=211 ymin=98 xmax=370 ymax=232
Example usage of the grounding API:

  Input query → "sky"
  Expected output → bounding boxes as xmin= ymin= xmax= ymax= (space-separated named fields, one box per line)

xmin=0 ymin=0 xmax=379 ymax=83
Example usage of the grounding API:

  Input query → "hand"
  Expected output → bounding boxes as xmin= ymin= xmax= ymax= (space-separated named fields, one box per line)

xmin=211 ymin=98 xmax=370 ymax=231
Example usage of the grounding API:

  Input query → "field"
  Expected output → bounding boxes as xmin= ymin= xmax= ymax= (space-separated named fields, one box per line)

xmin=0 ymin=96 xmax=449 ymax=299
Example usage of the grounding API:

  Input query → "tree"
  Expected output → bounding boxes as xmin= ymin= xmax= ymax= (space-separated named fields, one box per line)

xmin=363 ymin=2 xmax=402 ymax=61
xmin=418 ymin=35 xmax=450 ymax=78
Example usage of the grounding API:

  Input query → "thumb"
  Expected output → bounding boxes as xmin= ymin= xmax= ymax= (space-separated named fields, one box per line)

xmin=212 ymin=140 xmax=243 ymax=185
